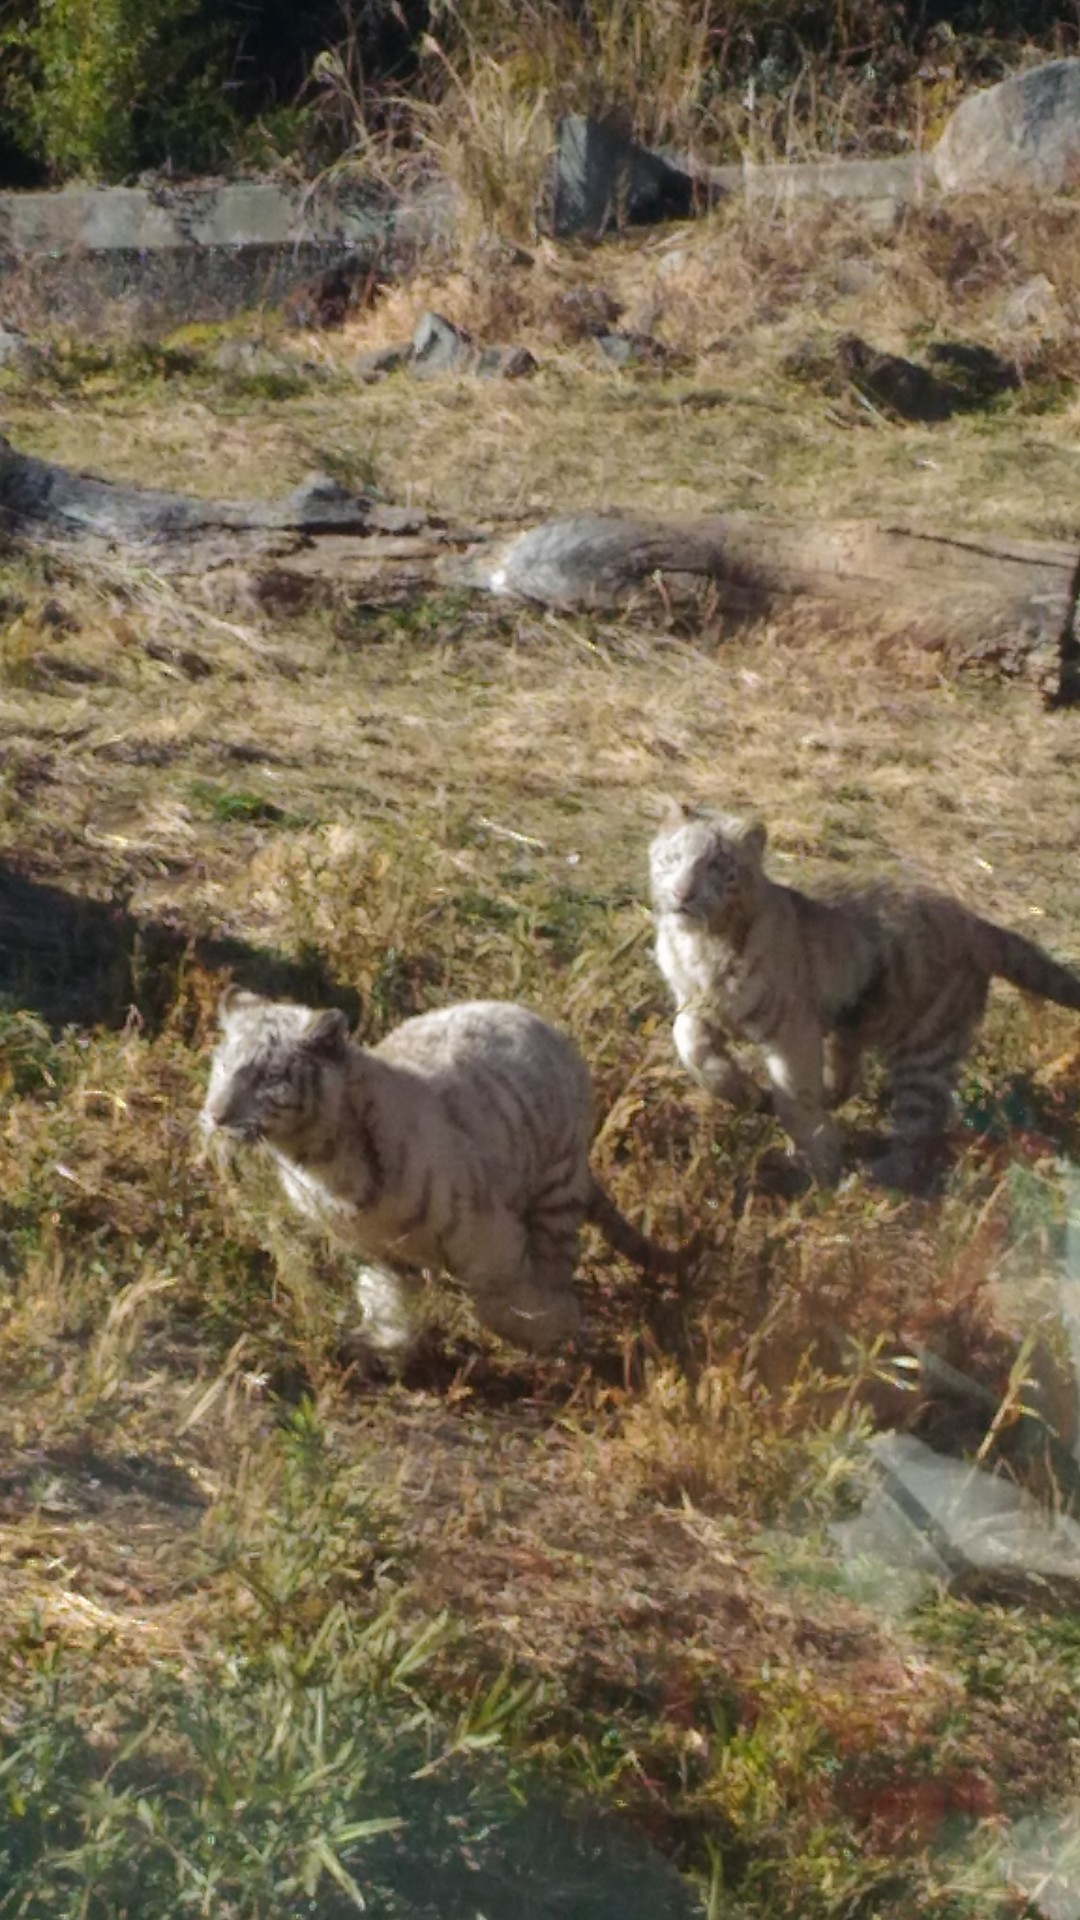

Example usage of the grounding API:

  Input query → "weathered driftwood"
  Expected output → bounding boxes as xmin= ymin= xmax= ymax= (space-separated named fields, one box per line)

xmin=2 ymin=437 xmax=1077 ymax=700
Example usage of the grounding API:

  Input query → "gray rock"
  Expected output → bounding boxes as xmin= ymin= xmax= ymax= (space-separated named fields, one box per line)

xmin=0 ymin=321 xmax=35 ymax=373
xmin=0 ymin=177 xmax=455 ymax=336
xmin=546 ymin=283 xmax=623 ymax=341
xmin=352 ymin=341 xmax=411 ymax=383
xmin=209 ymin=337 xmax=308 ymax=381
xmin=552 ymin=115 xmax=694 ymax=237
xmin=997 ymin=272 xmax=1061 ymax=333
xmin=594 ymin=330 xmax=670 ymax=369
xmin=832 ymin=256 xmax=881 ymax=297
xmin=409 ymin=312 xmax=537 ymax=380
xmin=277 ymin=472 xmax=370 ymax=528
xmin=814 ymin=339 xmax=1014 ymax=426
xmin=789 ymin=333 xmax=1017 ymax=419
xmin=831 ymin=1432 xmax=1080 ymax=1589
xmin=410 ymin=308 xmax=476 ymax=376
xmin=475 ymin=344 xmax=538 ymax=379
xmin=935 ymin=57 xmax=1080 ymax=194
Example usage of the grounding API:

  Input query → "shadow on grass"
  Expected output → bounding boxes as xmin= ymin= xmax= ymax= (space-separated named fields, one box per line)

xmin=348 ymin=1771 xmax=705 ymax=1920
xmin=0 ymin=862 xmax=358 ymax=1032
xmin=0 ymin=1689 xmax=704 ymax=1920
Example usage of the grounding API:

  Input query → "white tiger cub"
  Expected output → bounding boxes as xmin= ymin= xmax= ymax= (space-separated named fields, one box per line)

xmin=200 ymin=988 xmax=687 ymax=1358
xmin=649 ymin=801 xmax=1080 ymax=1190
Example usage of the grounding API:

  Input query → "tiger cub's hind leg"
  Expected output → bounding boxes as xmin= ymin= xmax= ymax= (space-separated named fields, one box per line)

xmin=824 ymin=1028 xmax=864 ymax=1109
xmin=460 ymin=1205 xmax=584 ymax=1353
xmin=871 ymin=982 xmax=987 ymax=1192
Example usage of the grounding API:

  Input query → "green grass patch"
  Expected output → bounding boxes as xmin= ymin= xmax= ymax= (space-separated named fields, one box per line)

xmin=185 ymin=779 xmax=310 ymax=829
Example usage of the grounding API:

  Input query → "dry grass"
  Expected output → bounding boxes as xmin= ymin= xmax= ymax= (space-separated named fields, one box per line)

xmin=8 ymin=197 xmax=1080 ymax=542
xmin=4 ymin=197 xmax=1080 ymax=1915
xmin=406 ymin=0 xmax=1057 ymax=207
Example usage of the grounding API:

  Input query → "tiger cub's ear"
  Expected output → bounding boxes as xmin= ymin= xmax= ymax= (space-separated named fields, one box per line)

xmin=303 ymin=1007 xmax=350 ymax=1059
xmin=739 ymin=818 xmax=768 ymax=862
xmin=217 ymin=985 xmax=264 ymax=1028
xmin=657 ymin=794 xmax=695 ymax=829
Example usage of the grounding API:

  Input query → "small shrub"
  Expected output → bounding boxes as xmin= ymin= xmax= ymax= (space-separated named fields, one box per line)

xmin=1 ymin=0 xmax=236 ymax=180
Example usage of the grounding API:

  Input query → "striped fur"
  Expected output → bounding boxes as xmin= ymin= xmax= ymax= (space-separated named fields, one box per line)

xmin=201 ymin=988 xmax=685 ymax=1358
xmin=649 ymin=803 xmax=1080 ymax=1189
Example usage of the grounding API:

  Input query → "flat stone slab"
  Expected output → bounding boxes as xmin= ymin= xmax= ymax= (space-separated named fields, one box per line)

xmin=0 ymin=141 xmax=993 ymax=339
xmin=0 ymin=178 xmax=439 ymax=253
xmin=0 ymin=176 xmax=456 ymax=332
xmin=678 ymin=152 xmax=930 ymax=207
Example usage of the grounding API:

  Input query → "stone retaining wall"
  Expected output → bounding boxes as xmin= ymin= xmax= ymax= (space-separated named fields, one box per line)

xmin=0 ymin=155 xmax=928 ymax=335
xmin=0 ymin=176 xmax=455 ymax=332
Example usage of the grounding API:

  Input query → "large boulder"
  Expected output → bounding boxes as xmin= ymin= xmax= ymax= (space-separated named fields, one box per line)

xmin=552 ymin=115 xmax=694 ymax=236
xmin=935 ymin=58 xmax=1080 ymax=194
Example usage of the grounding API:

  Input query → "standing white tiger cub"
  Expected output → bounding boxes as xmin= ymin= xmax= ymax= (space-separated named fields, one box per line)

xmin=201 ymin=988 xmax=686 ymax=1358
xmin=649 ymin=801 xmax=1080 ymax=1190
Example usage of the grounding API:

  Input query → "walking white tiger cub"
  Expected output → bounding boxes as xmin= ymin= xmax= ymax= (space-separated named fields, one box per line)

xmin=200 ymin=988 xmax=689 ymax=1358
xmin=649 ymin=801 xmax=1080 ymax=1189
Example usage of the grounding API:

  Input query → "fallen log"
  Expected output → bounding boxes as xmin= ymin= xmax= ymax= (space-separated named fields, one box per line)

xmin=467 ymin=512 xmax=1080 ymax=704
xmin=2 ymin=436 xmax=1077 ymax=702
xmin=0 ymin=435 xmax=460 ymax=551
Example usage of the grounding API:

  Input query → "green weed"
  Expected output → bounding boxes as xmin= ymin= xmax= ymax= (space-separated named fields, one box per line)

xmin=185 ymin=780 xmax=309 ymax=829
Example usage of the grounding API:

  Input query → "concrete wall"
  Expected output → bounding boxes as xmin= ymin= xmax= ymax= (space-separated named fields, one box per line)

xmin=0 ymin=156 xmax=930 ymax=336
xmin=0 ymin=176 xmax=455 ymax=333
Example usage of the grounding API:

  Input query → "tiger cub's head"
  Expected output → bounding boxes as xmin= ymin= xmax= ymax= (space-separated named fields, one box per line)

xmin=649 ymin=801 xmax=768 ymax=932
xmin=200 ymin=988 xmax=350 ymax=1150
